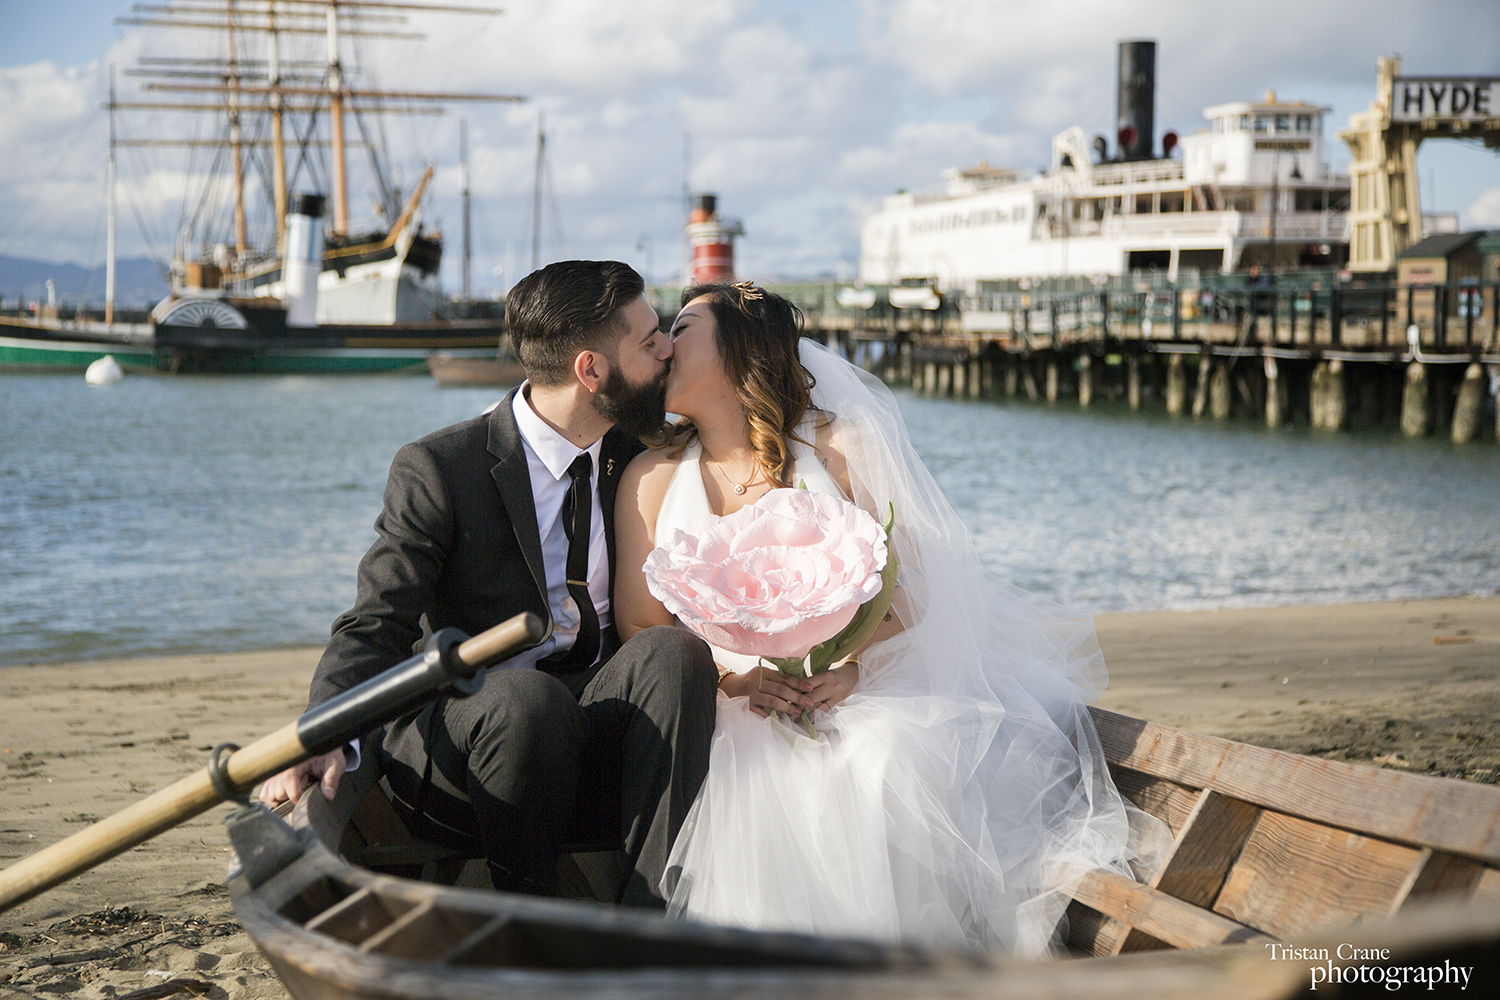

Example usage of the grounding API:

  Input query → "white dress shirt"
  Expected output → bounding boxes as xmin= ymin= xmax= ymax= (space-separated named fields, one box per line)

xmin=505 ymin=384 xmax=611 ymax=671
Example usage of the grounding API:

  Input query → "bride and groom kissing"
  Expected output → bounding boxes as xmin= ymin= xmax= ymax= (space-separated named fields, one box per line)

xmin=262 ymin=259 xmax=1150 ymax=955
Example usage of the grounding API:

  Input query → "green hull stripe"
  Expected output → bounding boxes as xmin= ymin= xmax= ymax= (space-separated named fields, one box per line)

xmin=0 ymin=337 xmax=444 ymax=375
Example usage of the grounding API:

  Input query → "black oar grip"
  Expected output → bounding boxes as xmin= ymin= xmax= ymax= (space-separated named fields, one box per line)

xmin=294 ymin=612 xmax=544 ymax=757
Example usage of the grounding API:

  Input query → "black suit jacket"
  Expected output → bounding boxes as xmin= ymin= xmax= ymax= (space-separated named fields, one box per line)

xmin=310 ymin=387 xmax=646 ymax=708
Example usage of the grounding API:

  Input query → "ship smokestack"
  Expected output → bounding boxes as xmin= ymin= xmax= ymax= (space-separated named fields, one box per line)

xmin=685 ymin=193 xmax=744 ymax=284
xmin=1116 ymin=40 xmax=1156 ymax=161
xmin=284 ymin=193 xmax=325 ymax=328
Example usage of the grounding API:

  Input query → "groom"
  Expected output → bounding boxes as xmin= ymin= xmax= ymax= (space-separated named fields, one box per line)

xmin=261 ymin=260 xmax=717 ymax=908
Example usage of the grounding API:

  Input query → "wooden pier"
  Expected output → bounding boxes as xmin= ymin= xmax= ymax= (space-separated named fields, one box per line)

xmin=775 ymin=280 xmax=1500 ymax=442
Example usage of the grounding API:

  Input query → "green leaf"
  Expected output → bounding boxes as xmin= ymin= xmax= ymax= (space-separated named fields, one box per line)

xmin=806 ymin=501 xmax=898 ymax=674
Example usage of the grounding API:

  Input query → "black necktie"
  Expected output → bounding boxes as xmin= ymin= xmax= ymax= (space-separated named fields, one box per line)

xmin=538 ymin=451 xmax=599 ymax=675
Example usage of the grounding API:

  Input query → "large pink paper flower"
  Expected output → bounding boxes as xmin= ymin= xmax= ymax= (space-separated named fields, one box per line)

xmin=644 ymin=488 xmax=889 ymax=659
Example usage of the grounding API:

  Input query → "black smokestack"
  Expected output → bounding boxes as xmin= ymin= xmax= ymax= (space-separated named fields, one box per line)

xmin=1117 ymin=40 xmax=1156 ymax=161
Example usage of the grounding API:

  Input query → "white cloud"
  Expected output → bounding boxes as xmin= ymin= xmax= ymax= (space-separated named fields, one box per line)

xmin=2 ymin=0 xmax=1498 ymax=296
xmin=1468 ymin=186 xmax=1500 ymax=228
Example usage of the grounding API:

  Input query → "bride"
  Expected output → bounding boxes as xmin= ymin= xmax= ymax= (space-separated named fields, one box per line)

xmin=613 ymin=282 xmax=1158 ymax=955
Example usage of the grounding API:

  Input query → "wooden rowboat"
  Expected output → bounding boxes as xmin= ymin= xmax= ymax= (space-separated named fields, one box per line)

xmin=228 ymin=708 xmax=1500 ymax=999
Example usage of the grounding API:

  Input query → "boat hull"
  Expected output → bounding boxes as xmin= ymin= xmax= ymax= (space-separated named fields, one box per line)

xmin=0 ymin=311 xmax=502 ymax=375
xmin=0 ymin=333 xmax=158 ymax=373
xmin=227 ymin=709 xmax=1500 ymax=1000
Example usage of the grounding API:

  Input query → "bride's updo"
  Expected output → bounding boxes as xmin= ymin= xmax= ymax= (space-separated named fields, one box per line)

xmin=670 ymin=281 xmax=815 ymax=488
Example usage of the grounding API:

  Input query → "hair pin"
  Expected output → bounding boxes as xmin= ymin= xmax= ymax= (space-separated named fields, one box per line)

xmin=731 ymin=280 xmax=764 ymax=302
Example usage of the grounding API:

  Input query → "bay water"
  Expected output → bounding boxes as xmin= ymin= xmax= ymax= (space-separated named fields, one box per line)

xmin=2 ymin=371 xmax=1496 ymax=667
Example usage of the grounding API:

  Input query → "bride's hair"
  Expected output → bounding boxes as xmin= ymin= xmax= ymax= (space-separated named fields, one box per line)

xmin=665 ymin=281 xmax=815 ymax=488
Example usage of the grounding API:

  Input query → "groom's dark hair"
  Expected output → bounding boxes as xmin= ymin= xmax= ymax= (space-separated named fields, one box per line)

xmin=507 ymin=260 xmax=645 ymax=387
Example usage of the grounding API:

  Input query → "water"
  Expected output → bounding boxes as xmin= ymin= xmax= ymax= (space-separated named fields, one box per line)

xmin=1 ymin=372 xmax=1496 ymax=667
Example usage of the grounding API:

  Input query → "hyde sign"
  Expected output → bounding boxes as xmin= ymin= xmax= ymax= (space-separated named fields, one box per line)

xmin=1390 ymin=78 xmax=1497 ymax=122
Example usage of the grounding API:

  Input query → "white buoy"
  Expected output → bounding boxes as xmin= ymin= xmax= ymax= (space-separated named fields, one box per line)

xmin=85 ymin=355 xmax=125 ymax=386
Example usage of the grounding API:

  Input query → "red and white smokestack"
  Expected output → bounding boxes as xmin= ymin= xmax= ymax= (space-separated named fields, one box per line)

xmin=685 ymin=193 xmax=744 ymax=284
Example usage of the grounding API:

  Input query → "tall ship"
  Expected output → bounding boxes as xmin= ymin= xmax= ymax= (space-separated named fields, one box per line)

xmin=1 ymin=0 xmax=519 ymax=374
xmin=857 ymin=41 xmax=1353 ymax=294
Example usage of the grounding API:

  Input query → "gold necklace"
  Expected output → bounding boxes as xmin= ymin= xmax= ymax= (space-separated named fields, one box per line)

xmin=707 ymin=457 xmax=758 ymax=496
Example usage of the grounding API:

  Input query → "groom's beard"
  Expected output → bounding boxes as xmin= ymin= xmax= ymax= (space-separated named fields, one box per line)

xmin=593 ymin=363 xmax=669 ymax=438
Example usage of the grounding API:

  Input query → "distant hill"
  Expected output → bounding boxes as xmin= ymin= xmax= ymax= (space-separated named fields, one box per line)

xmin=0 ymin=255 xmax=169 ymax=309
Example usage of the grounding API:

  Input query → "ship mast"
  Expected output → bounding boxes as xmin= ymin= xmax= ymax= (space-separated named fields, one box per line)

xmin=325 ymin=0 xmax=348 ymax=237
xmin=227 ymin=1 xmax=248 ymax=257
xmin=460 ymin=116 xmax=471 ymax=300
xmin=268 ymin=2 xmax=287 ymax=255
xmin=106 ymin=67 xmax=117 ymax=326
xmin=531 ymin=111 xmax=544 ymax=272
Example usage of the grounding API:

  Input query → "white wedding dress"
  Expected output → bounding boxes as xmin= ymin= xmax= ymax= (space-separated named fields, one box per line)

xmin=656 ymin=342 xmax=1162 ymax=956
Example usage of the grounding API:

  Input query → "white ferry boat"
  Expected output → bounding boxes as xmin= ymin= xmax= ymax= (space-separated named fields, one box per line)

xmin=857 ymin=43 xmax=1351 ymax=292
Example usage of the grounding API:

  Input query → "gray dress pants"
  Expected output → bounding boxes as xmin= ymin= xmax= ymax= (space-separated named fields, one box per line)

xmin=376 ymin=625 xmax=716 ymax=907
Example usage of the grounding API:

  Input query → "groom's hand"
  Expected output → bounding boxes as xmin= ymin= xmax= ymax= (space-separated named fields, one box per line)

xmin=723 ymin=666 xmax=814 ymax=718
xmin=258 ymin=749 xmax=347 ymax=806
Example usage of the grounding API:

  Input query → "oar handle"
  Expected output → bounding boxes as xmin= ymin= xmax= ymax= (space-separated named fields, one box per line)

xmin=293 ymin=614 xmax=543 ymax=756
xmin=0 ymin=612 xmax=543 ymax=913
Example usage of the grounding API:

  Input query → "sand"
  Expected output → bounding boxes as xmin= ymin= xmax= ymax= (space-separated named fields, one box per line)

xmin=2 ymin=595 xmax=1497 ymax=998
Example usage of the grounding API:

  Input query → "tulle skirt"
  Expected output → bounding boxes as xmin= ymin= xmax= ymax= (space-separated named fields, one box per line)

xmin=662 ymin=671 xmax=1141 ymax=956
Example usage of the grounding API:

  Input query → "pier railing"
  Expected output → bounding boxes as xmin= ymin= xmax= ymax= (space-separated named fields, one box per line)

xmin=825 ymin=281 xmax=1499 ymax=356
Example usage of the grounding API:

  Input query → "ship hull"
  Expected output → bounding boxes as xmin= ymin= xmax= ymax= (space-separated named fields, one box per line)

xmin=0 ymin=307 xmax=501 ymax=376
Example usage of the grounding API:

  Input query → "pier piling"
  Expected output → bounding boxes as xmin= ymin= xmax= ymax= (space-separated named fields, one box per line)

xmin=1401 ymin=362 xmax=1429 ymax=437
xmin=1451 ymin=362 xmax=1485 ymax=443
xmin=1325 ymin=359 xmax=1347 ymax=431
xmin=1263 ymin=355 xmax=1283 ymax=428
xmin=1191 ymin=353 xmax=1212 ymax=419
xmin=1209 ymin=362 xmax=1231 ymax=420
xmin=1166 ymin=354 xmax=1186 ymax=416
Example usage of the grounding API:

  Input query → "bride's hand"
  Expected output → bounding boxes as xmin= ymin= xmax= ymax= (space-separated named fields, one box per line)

xmin=806 ymin=661 xmax=859 ymax=714
xmin=721 ymin=666 xmax=815 ymax=718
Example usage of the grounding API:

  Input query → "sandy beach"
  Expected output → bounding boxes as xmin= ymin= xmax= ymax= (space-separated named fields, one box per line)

xmin=2 ymin=595 xmax=1497 ymax=999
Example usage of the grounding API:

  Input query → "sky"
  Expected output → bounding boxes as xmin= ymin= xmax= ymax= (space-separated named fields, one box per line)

xmin=1 ymin=0 xmax=1497 ymax=298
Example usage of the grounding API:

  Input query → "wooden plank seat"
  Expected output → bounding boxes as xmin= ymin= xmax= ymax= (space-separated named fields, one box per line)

xmin=1067 ymin=707 xmax=1500 ymax=956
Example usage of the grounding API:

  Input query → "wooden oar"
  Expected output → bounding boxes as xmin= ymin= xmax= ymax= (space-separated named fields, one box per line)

xmin=0 ymin=613 xmax=544 ymax=913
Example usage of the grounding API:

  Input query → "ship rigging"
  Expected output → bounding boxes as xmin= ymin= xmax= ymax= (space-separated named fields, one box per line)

xmin=111 ymin=0 xmax=522 ymax=325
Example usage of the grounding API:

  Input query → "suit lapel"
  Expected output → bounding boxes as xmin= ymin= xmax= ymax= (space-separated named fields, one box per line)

xmin=487 ymin=389 xmax=550 ymax=629
xmin=599 ymin=428 xmax=644 ymax=593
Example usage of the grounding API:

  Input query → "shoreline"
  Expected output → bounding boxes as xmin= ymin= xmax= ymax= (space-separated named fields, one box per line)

xmin=7 ymin=587 xmax=1497 ymax=675
xmin=2 ymin=595 xmax=1496 ymax=998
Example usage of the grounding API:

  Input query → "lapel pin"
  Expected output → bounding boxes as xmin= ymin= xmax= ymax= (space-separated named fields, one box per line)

xmin=606 ymin=458 xmax=616 ymax=476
